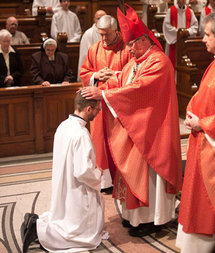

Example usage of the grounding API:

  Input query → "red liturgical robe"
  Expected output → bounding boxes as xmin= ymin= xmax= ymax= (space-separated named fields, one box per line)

xmin=102 ymin=46 xmax=182 ymax=209
xmin=80 ymin=34 xmax=131 ymax=171
xmin=178 ymin=60 xmax=215 ymax=236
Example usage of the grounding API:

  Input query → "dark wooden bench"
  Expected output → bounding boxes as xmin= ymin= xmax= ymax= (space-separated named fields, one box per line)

xmin=176 ymin=29 xmax=214 ymax=117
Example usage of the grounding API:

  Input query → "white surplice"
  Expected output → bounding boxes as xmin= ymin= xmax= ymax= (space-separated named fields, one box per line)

xmin=77 ymin=24 xmax=101 ymax=81
xmin=199 ymin=4 xmax=215 ymax=36
xmin=37 ymin=115 xmax=109 ymax=253
xmin=163 ymin=4 xmax=198 ymax=56
xmin=51 ymin=8 xmax=82 ymax=43
xmin=32 ymin=0 xmax=61 ymax=16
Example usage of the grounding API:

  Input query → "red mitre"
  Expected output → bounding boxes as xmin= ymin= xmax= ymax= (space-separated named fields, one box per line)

xmin=117 ymin=4 xmax=163 ymax=50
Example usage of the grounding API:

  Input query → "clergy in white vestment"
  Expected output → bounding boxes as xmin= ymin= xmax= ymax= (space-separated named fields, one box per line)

xmin=199 ymin=0 xmax=215 ymax=36
xmin=51 ymin=0 xmax=82 ymax=43
xmin=32 ymin=0 xmax=61 ymax=16
xmin=22 ymin=92 xmax=109 ymax=253
xmin=77 ymin=10 xmax=106 ymax=82
xmin=163 ymin=0 xmax=198 ymax=66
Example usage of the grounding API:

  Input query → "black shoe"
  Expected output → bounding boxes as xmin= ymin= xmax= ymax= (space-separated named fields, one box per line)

xmin=22 ymin=213 xmax=38 ymax=253
xmin=121 ymin=219 xmax=133 ymax=228
xmin=128 ymin=223 xmax=162 ymax=237
xmin=21 ymin=213 xmax=38 ymax=242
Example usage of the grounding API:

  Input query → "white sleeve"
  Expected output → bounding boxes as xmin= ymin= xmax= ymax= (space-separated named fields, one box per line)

xmin=32 ymin=0 xmax=39 ymax=16
xmin=162 ymin=9 xmax=178 ymax=45
xmin=102 ymin=91 xmax=117 ymax=118
xmin=69 ymin=15 xmax=82 ymax=42
xmin=52 ymin=0 xmax=61 ymax=13
xmin=199 ymin=9 xmax=206 ymax=36
xmin=74 ymin=133 xmax=101 ymax=191
xmin=187 ymin=10 xmax=198 ymax=36
xmin=50 ymin=14 xmax=58 ymax=40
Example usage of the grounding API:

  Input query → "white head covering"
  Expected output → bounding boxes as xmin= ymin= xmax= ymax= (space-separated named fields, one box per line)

xmin=43 ymin=38 xmax=57 ymax=49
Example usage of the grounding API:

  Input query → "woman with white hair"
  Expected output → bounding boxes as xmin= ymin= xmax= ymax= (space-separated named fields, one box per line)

xmin=30 ymin=38 xmax=73 ymax=86
xmin=0 ymin=29 xmax=23 ymax=87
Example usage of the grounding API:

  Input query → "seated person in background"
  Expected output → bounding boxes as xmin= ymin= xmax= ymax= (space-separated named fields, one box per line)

xmin=199 ymin=0 xmax=215 ymax=36
xmin=51 ymin=0 xmax=82 ymax=42
xmin=0 ymin=29 xmax=24 ymax=87
xmin=30 ymin=38 xmax=73 ymax=86
xmin=163 ymin=0 xmax=198 ymax=67
xmin=32 ymin=0 xmax=61 ymax=16
xmin=77 ymin=9 xmax=106 ymax=81
xmin=6 ymin=17 xmax=30 ymax=45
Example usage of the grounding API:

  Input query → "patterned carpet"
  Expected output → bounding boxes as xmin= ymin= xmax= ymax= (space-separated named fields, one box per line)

xmin=0 ymin=138 xmax=188 ymax=253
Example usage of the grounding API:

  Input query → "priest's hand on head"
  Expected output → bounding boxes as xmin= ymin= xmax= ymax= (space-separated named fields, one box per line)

xmin=81 ymin=86 xmax=103 ymax=100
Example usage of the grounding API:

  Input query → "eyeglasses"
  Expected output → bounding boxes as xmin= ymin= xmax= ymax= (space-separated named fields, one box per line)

xmin=127 ymin=36 xmax=145 ymax=47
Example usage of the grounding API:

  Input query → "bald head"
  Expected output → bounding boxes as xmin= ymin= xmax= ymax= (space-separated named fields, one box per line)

xmin=6 ymin=16 xmax=18 ymax=35
xmin=94 ymin=10 xmax=107 ymax=25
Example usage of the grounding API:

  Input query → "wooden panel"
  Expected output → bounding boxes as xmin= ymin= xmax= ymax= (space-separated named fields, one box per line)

xmin=0 ymin=84 xmax=81 ymax=157
xmin=0 ymin=91 xmax=35 ymax=157
xmin=0 ymin=104 xmax=10 ymax=137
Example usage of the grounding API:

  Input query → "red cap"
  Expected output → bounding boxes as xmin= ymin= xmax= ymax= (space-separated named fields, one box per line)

xmin=117 ymin=4 xmax=163 ymax=50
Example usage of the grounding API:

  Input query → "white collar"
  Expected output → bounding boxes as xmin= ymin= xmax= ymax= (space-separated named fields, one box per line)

xmin=0 ymin=45 xmax=15 ymax=54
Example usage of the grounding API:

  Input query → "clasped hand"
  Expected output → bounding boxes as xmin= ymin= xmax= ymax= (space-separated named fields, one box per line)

xmin=94 ymin=67 xmax=115 ymax=82
xmin=184 ymin=111 xmax=202 ymax=132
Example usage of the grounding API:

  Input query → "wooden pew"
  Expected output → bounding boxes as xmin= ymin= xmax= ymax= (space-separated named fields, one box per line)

xmin=0 ymin=83 xmax=82 ymax=157
xmin=15 ymin=42 xmax=80 ymax=85
xmin=0 ymin=15 xmax=52 ymax=43
xmin=176 ymin=29 xmax=214 ymax=117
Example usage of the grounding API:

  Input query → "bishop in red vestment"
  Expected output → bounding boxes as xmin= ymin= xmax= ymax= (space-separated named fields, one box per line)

xmin=81 ymin=4 xmax=182 ymax=237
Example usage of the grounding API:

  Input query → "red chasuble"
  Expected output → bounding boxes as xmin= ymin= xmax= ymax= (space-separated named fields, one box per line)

xmin=80 ymin=33 xmax=131 ymax=170
xmin=169 ymin=5 xmax=191 ymax=66
xmin=102 ymin=46 xmax=182 ymax=209
xmin=178 ymin=60 xmax=215 ymax=236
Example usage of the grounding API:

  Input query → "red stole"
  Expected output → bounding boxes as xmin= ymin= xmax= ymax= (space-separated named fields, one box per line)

xmin=169 ymin=6 xmax=191 ymax=67
xmin=205 ymin=6 xmax=211 ymax=16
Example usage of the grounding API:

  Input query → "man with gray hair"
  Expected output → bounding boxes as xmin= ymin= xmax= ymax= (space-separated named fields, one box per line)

xmin=80 ymin=14 xmax=131 ymax=192
xmin=176 ymin=12 xmax=215 ymax=253
xmin=77 ymin=9 xmax=107 ymax=81
xmin=6 ymin=16 xmax=30 ymax=45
